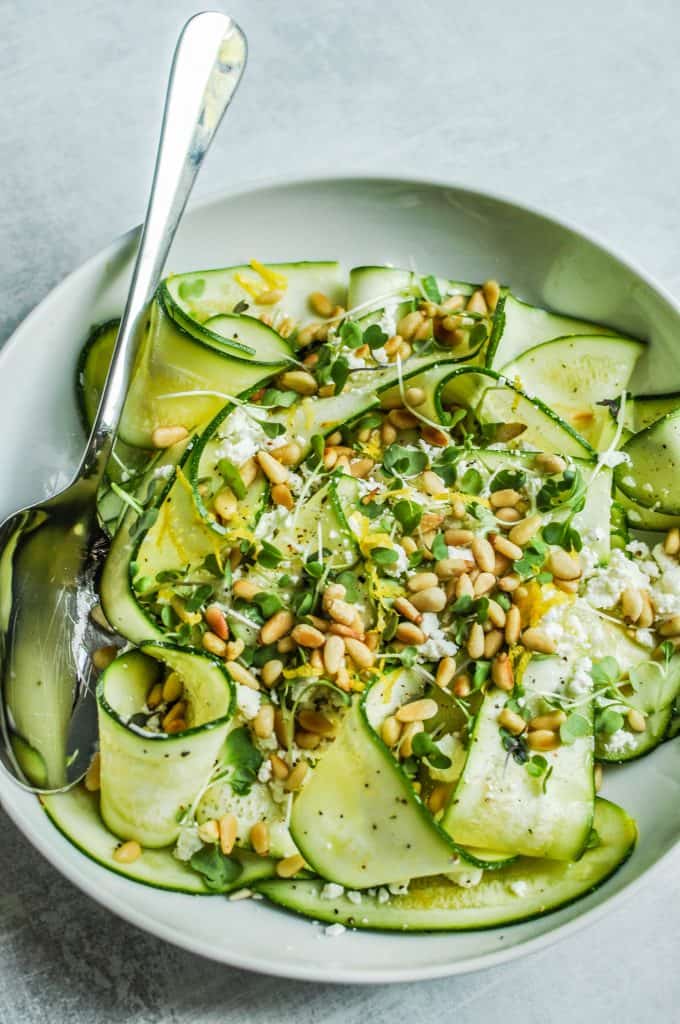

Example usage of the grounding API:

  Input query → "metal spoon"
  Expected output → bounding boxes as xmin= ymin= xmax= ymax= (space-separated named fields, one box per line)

xmin=0 ymin=12 xmax=247 ymax=791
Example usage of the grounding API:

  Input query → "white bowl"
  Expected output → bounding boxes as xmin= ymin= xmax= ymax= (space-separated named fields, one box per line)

xmin=2 ymin=175 xmax=680 ymax=983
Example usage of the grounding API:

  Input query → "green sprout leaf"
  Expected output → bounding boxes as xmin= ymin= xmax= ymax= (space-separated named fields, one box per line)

xmin=189 ymin=844 xmax=243 ymax=892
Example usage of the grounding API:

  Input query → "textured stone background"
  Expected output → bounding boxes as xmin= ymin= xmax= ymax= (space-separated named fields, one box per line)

xmin=1 ymin=0 xmax=679 ymax=1020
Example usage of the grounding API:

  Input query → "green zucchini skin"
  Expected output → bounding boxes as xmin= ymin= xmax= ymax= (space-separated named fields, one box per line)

xmin=615 ymin=410 xmax=680 ymax=515
xmin=97 ymin=643 xmax=235 ymax=848
xmin=41 ymin=786 xmax=275 ymax=894
xmin=596 ymin=707 xmax=673 ymax=763
xmin=256 ymin=799 xmax=636 ymax=931
xmin=630 ymin=391 xmax=680 ymax=432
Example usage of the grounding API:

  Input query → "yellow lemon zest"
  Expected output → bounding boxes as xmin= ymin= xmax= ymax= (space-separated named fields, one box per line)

xmin=250 ymin=259 xmax=288 ymax=290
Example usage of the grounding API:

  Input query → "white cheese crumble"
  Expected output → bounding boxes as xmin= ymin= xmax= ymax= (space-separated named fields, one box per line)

xmin=568 ymin=656 xmax=593 ymax=698
xmin=346 ymin=890 xmax=362 ymax=905
xmin=597 ymin=449 xmax=630 ymax=468
xmin=257 ymin=758 xmax=273 ymax=783
xmin=173 ymin=825 xmax=203 ymax=862
xmin=214 ymin=407 xmax=266 ymax=465
xmin=236 ymin=684 xmax=261 ymax=720
xmin=509 ymin=880 xmax=529 ymax=897
xmin=320 ymin=882 xmax=345 ymax=900
xmin=418 ymin=612 xmax=458 ymax=660
xmin=384 ymin=543 xmax=409 ymax=578
xmin=606 ymin=729 xmax=636 ymax=753
xmin=324 ymin=923 xmax=347 ymax=937
xmin=584 ymin=549 xmax=654 ymax=611
xmin=152 ymin=463 xmax=174 ymax=480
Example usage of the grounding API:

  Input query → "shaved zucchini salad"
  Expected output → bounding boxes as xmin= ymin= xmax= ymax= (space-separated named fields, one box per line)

xmin=30 ymin=259 xmax=680 ymax=932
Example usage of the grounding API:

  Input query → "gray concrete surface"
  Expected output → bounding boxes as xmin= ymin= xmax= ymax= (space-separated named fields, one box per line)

xmin=1 ymin=0 xmax=679 ymax=1020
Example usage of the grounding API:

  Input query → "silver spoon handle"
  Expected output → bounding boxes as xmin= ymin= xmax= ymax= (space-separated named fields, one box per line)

xmin=84 ymin=11 xmax=247 ymax=475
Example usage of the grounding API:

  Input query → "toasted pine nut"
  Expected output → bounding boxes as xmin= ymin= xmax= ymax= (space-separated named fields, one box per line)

xmin=492 ymin=652 xmax=514 ymax=691
xmin=198 ymin=818 xmax=220 ymax=843
xmin=298 ymin=709 xmax=334 ymax=735
xmin=203 ymin=632 xmax=228 ymax=657
xmin=292 ymin=624 xmax=326 ymax=648
xmin=296 ymin=730 xmax=321 ymax=749
xmin=322 ymin=634 xmax=345 ymax=676
xmin=509 ymin=515 xmax=542 ymax=547
xmin=400 ymin=720 xmax=424 ymax=757
xmin=388 ymin=408 xmax=419 ymax=429
xmin=397 ymin=310 xmax=424 ymax=342
xmin=547 ymin=550 xmax=581 ymax=581
xmin=350 ymin=457 xmax=375 ymax=479
xmin=621 ymin=588 xmax=644 ymax=624
xmin=482 ymin=279 xmax=501 ymax=311
xmin=436 ymin=656 xmax=457 ymax=689
xmin=522 ymin=628 xmax=556 ymax=654
xmin=659 ymin=614 xmax=680 ymax=637
xmin=421 ymin=425 xmax=449 ymax=448
xmin=401 ymin=536 xmax=418 ymax=556
xmin=411 ymin=586 xmax=447 ymax=612
xmin=233 ymin=579 xmax=259 ymax=601
xmin=251 ymin=821 xmax=270 ymax=856
xmin=467 ymin=622 xmax=485 ymax=660
xmin=405 ymin=386 xmax=426 ymax=406
xmin=638 ymin=592 xmax=654 ymax=629
xmin=309 ymin=291 xmax=335 ymax=317
xmin=496 ymin=506 xmax=522 ymax=524
xmin=664 ymin=527 xmax=680 ymax=556
xmin=395 ymin=621 xmax=426 ymax=645
xmin=466 ymin=289 xmax=488 ymax=315
xmin=226 ymin=638 xmax=245 ymax=661
xmin=504 ymin=605 xmax=521 ymax=645
xmin=422 ymin=470 xmax=446 ymax=495
xmin=492 ymin=535 xmax=523 ymax=561
xmin=90 ymin=603 xmax=113 ymax=632
xmin=327 ymin=599 xmax=355 ymax=626
xmin=322 ymin=583 xmax=346 ymax=609
xmin=394 ymin=596 xmax=423 ymax=624
xmin=529 ymin=710 xmax=567 ymax=731
xmin=474 ymin=572 xmax=496 ymax=597
xmin=256 ymin=449 xmax=289 ymax=485
xmin=161 ymin=672 xmax=184 ymax=704
xmin=527 ymin=729 xmax=560 ymax=751
xmin=261 ymin=610 xmax=295 ymax=644
xmin=272 ymin=441 xmax=302 ymax=466
xmin=396 ymin=698 xmax=438 ymax=723
xmin=240 ymin=458 xmax=259 ymax=487
xmin=226 ymin=661 xmax=260 ymax=690
xmin=284 ymin=761 xmax=308 ymax=792
xmin=260 ymin=659 xmax=283 ymax=687
xmin=276 ymin=853 xmax=305 ymax=878
xmin=279 ymin=370 xmax=318 ymax=395
xmin=487 ymin=599 xmax=506 ymax=628
xmin=534 ymin=453 xmax=567 ymax=475
xmin=555 ymin=578 xmax=579 ymax=595
xmin=445 ymin=529 xmax=475 ymax=546
xmin=253 ymin=703 xmax=275 ymax=739
xmin=381 ymin=421 xmax=398 ymax=445
xmin=452 ymin=498 xmax=467 ymax=519
xmin=257 ymin=288 xmax=285 ymax=305
xmin=84 ymin=752 xmax=101 ymax=792
xmin=151 ymin=425 xmax=188 ymax=448
xmin=456 ymin=573 xmax=474 ymax=599
xmin=498 ymin=573 xmax=521 ymax=593
xmin=214 ymin=487 xmax=238 ymax=522
xmin=436 ymin=557 xmax=471 ymax=579
xmin=407 ymin=571 xmax=439 ymax=593
xmin=627 ymin=709 xmax=646 ymax=732
xmin=498 ymin=707 xmax=526 ymax=735
xmin=427 ymin=782 xmax=452 ymax=814
xmin=113 ymin=840 xmax=142 ymax=864
xmin=381 ymin=715 xmax=402 ymax=746
xmin=490 ymin=489 xmax=521 ymax=509
xmin=270 ymin=753 xmax=289 ymax=779
xmin=147 ymin=682 xmax=163 ymax=709
xmin=471 ymin=536 xmax=495 ymax=573
xmin=484 ymin=629 xmax=504 ymax=659
xmin=344 ymin=637 xmax=375 ymax=669
xmin=271 ymin=483 xmax=294 ymax=509
xmin=594 ymin=763 xmax=603 ymax=792
xmin=452 ymin=673 xmax=471 ymax=697
xmin=92 ymin=645 xmax=117 ymax=671
xmin=205 ymin=604 xmax=229 ymax=640
xmin=328 ymin=622 xmax=364 ymax=640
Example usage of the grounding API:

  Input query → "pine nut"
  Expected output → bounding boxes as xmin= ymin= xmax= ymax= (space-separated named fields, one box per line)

xmin=151 ymin=425 xmax=188 ymax=448
xmin=393 ymin=596 xmax=422 ymax=624
xmin=261 ymin=659 xmax=284 ymax=687
xmin=309 ymin=649 xmax=324 ymax=672
xmin=296 ymin=730 xmax=321 ymax=749
xmin=388 ymin=408 xmax=419 ymax=429
xmin=504 ymin=605 xmax=521 ymax=645
xmin=284 ymin=761 xmax=308 ymax=792
xmin=594 ymin=763 xmax=603 ymax=792
xmin=396 ymin=698 xmax=438 ymax=723
xmin=496 ymin=507 xmax=522 ymax=524
xmin=396 ymin=621 xmax=426 ymax=645
xmin=161 ymin=672 xmax=183 ymax=704
xmin=273 ymin=441 xmax=302 ymax=466
xmin=621 ymin=588 xmax=643 ymax=624
xmin=638 ymin=592 xmax=654 ymax=629
xmin=328 ymin=622 xmax=364 ymax=640
xmin=436 ymin=557 xmax=471 ymax=579
xmin=401 ymin=536 xmax=418 ymax=555
xmin=482 ymin=279 xmax=501 ymax=311
xmin=492 ymin=652 xmax=514 ymax=691
xmin=487 ymin=599 xmax=506 ymax=628
xmin=529 ymin=710 xmax=567 ymax=731
xmin=250 ymin=821 xmax=270 ymax=856
xmin=90 ymin=603 xmax=112 ymax=632
xmin=253 ymin=704 xmax=275 ymax=739
xmin=436 ymin=656 xmax=457 ymax=689
xmin=493 ymin=552 xmax=511 ymax=577
xmin=522 ymin=628 xmax=556 ymax=654
xmin=344 ymin=637 xmax=375 ymax=669
xmin=276 ymin=853 xmax=305 ymax=878
xmin=321 ymin=634 xmax=344 ymax=676
xmin=659 ymin=614 xmax=680 ymax=637
xmin=257 ymin=288 xmax=285 ymax=305
xmin=322 ymin=583 xmax=346 ymax=609
xmin=452 ymin=673 xmax=471 ymax=697
xmin=466 ymin=289 xmax=488 ymax=315
xmin=198 ymin=818 xmax=220 ymax=843
xmin=381 ymin=715 xmax=402 ymax=746
xmin=203 ymin=632 xmax=228 ymax=657
xmin=400 ymin=720 xmax=424 ymax=757
xmin=92 ymin=645 xmax=117 ymax=671
xmin=484 ymin=629 xmax=504 ymax=658
xmin=147 ymin=682 xmax=163 ymax=709
xmin=298 ymin=710 xmax=334 ymax=735
xmin=270 ymin=753 xmax=289 ymax=779
xmin=664 ymin=527 xmax=680 ymax=556
xmin=408 ymin=571 xmax=439 ymax=593
xmin=527 ymin=730 xmax=560 ymax=751
xmin=421 ymin=425 xmax=449 ymax=447
xmin=215 ymin=486 xmax=240 ymax=522
xmin=226 ymin=661 xmax=260 ymax=690
xmin=452 ymin=498 xmax=466 ymax=519
xmin=427 ymin=783 xmax=452 ymax=814
xmin=411 ymin=586 xmax=447 ymax=612
xmin=233 ymin=579 xmax=259 ymax=601
xmin=271 ymin=483 xmax=294 ymax=509
xmin=534 ymin=453 xmax=566 ymax=475
xmin=309 ymin=291 xmax=335 ymax=317
xmin=84 ymin=752 xmax=101 ymax=792
xmin=289 ymin=625 xmax=322 ymax=650
xmin=256 ymin=449 xmax=289 ymax=485
xmin=498 ymin=707 xmax=526 ymax=735
xmin=471 ymin=537 xmax=495 ymax=573
xmin=239 ymin=458 xmax=259 ymax=486
xmin=492 ymin=535 xmax=523 ymax=561
xmin=397 ymin=310 xmax=424 ymax=342
xmin=445 ymin=529 xmax=474 ymax=545
xmin=509 ymin=515 xmax=542 ymax=547
xmin=547 ymin=550 xmax=581 ymax=581
xmin=113 ymin=840 xmax=142 ymax=864
xmin=350 ymin=457 xmax=375 ymax=479
xmin=555 ymin=579 xmax=579 ymax=595
xmin=627 ymin=708 xmax=646 ymax=733
xmin=456 ymin=573 xmax=475 ymax=599
xmin=474 ymin=572 xmax=496 ymax=597
xmin=422 ymin=470 xmax=446 ymax=495
xmin=498 ymin=573 xmax=521 ymax=592
xmin=405 ymin=386 xmax=426 ymax=406
xmin=467 ymin=622 xmax=485 ymax=659
xmin=381 ymin=422 xmax=397 ymax=445
xmin=205 ymin=605 xmax=229 ymax=640
xmin=327 ymin=599 xmax=355 ymax=626
xmin=279 ymin=370 xmax=318 ymax=396
xmin=490 ymin=489 xmax=521 ymax=509
xmin=261 ymin=610 xmax=295 ymax=644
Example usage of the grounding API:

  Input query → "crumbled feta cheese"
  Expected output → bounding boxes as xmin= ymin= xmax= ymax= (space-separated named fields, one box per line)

xmin=173 ymin=825 xmax=204 ymax=862
xmin=384 ymin=544 xmax=409 ymax=578
xmin=447 ymin=545 xmax=473 ymax=561
xmin=320 ymin=882 xmax=345 ymax=900
xmin=650 ymin=544 xmax=680 ymax=616
xmin=346 ymin=350 xmax=369 ymax=369
xmin=445 ymin=865 xmax=484 ymax=887
xmin=377 ymin=887 xmax=390 ymax=904
xmin=378 ymin=297 xmax=400 ymax=337
xmin=257 ymin=758 xmax=273 ymax=783
xmin=372 ymin=345 xmax=388 ymax=363
xmin=324 ymin=923 xmax=347 ymax=937
xmin=152 ymin=463 xmax=174 ymax=480
xmin=567 ymin=656 xmax=593 ymax=698
xmin=214 ymin=407 xmax=266 ymax=465
xmin=418 ymin=612 xmax=458 ymax=659
xmin=598 ymin=450 xmax=630 ymax=468
xmin=606 ymin=729 xmax=636 ymax=753
xmin=254 ymin=506 xmax=294 ymax=539
xmin=346 ymin=890 xmax=362 ymax=905
xmin=509 ymin=880 xmax=529 ymax=897
xmin=584 ymin=549 xmax=652 ymax=610
xmin=236 ymin=684 xmax=261 ymax=720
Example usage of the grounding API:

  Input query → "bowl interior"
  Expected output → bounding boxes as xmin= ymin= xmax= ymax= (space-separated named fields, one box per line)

xmin=1 ymin=176 xmax=680 ymax=981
